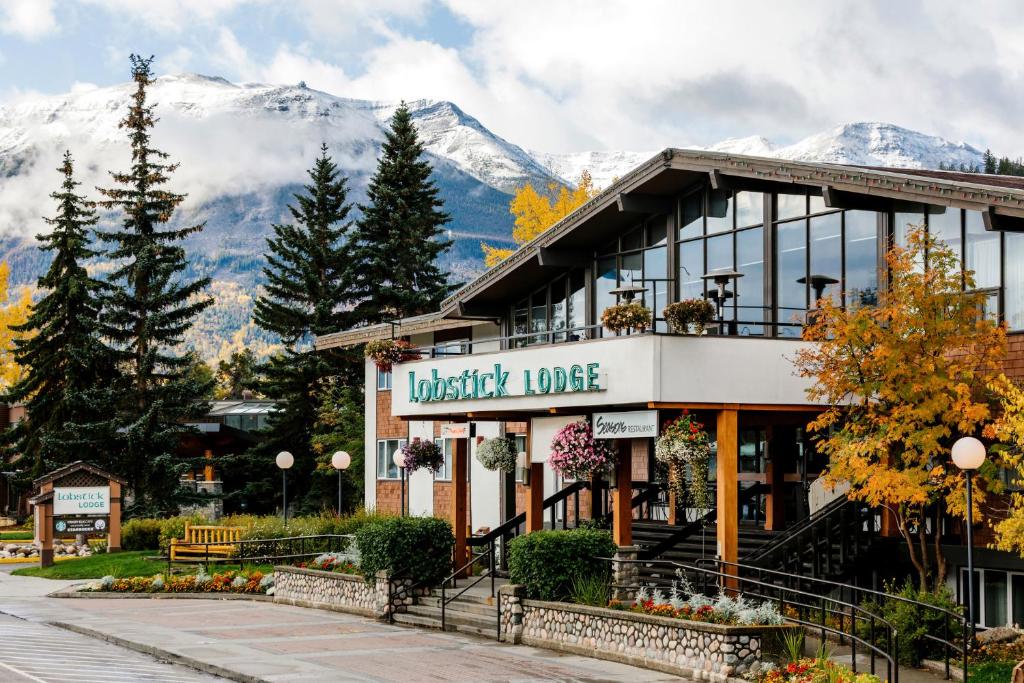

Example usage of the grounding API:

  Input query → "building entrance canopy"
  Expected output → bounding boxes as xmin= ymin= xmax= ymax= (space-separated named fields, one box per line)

xmin=392 ymin=335 xmax=820 ymax=417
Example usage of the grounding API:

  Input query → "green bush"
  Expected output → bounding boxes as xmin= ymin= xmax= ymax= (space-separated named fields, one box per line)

xmin=121 ymin=519 xmax=163 ymax=550
xmin=508 ymin=529 xmax=617 ymax=601
xmin=157 ymin=514 xmax=208 ymax=550
xmin=858 ymin=581 xmax=963 ymax=666
xmin=355 ymin=517 xmax=454 ymax=585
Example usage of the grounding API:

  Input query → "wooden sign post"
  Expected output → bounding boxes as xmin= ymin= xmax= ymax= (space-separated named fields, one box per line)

xmin=28 ymin=461 xmax=125 ymax=568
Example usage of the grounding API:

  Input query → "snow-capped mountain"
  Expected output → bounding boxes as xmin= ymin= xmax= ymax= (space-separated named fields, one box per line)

xmin=0 ymin=75 xmax=994 ymax=356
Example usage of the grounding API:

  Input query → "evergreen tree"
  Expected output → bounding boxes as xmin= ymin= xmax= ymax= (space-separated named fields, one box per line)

xmin=351 ymin=103 xmax=455 ymax=325
xmin=96 ymin=55 xmax=213 ymax=514
xmin=245 ymin=144 xmax=359 ymax=513
xmin=5 ymin=152 xmax=118 ymax=478
xmin=215 ymin=349 xmax=258 ymax=399
xmin=983 ymin=149 xmax=997 ymax=174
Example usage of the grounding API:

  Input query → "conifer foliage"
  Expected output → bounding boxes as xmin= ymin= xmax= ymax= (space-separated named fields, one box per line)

xmin=6 ymin=152 xmax=116 ymax=477
xmin=352 ymin=103 xmax=455 ymax=325
xmin=96 ymin=55 xmax=213 ymax=514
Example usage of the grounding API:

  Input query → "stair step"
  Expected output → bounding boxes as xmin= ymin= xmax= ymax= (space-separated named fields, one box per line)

xmin=427 ymin=589 xmax=497 ymax=606
xmin=391 ymin=612 xmax=452 ymax=631
xmin=406 ymin=605 xmax=495 ymax=630
xmin=417 ymin=597 xmax=497 ymax=617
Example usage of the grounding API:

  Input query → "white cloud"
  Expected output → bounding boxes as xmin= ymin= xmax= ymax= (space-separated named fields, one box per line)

xmin=76 ymin=0 xmax=246 ymax=32
xmin=0 ymin=0 xmax=57 ymax=39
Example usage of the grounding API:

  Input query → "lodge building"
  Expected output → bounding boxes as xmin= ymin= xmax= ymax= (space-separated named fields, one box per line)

xmin=317 ymin=149 xmax=1024 ymax=629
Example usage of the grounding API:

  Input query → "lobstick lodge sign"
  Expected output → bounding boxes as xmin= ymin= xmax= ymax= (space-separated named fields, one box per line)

xmin=407 ymin=362 xmax=603 ymax=403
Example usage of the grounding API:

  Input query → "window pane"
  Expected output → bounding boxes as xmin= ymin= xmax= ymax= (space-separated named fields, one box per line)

xmin=894 ymin=208 xmax=925 ymax=245
xmin=927 ymin=205 xmax=962 ymax=266
xmin=513 ymin=299 xmax=528 ymax=348
xmin=1006 ymin=233 xmax=1024 ymax=331
xmin=1013 ymin=575 xmax=1024 ymax=627
xmin=966 ymin=210 xmax=1000 ymax=289
xmin=647 ymin=218 xmax=667 ymax=247
xmin=844 ymin=211 xmax=878 ymax=307
xmin=621 ymin=252 xmax=642 ymax=286
xmin=530 ymin=291 xmax=547 ymax=344
xmin=680 ymin=192 xmax=703 ymax=239
xmin=735 ymin=192 xmax=764 ymax=228
xmin=777 ymin=220 xmax=807 ymax=335
xmin=808 ymin=194 xmax=827 ymax=214
xmin=707 ymin=234 xmax=734 ymax=319
xmin=550 ymin=277 xmax=567 ymax=342
xmin=810 ymin=212 xmax=842 ymax=305
xmin=707 ymin=188 xmax=732 ymax=234
xmin=736 ymin=227 xmax=764 ymax=333
xmin=568 ymin=270 xmax=586 ymax=339
xmin=678 ymin=241 xmax=703 ymax=300
xmin=595 ymin=257 xmax=617 ymax=334
xmin=644 ymin=245 xmax=667 ymax=281
xmin=776 ymin=192 xmax=806 ymax=221
xmin=622 ymin=225 xmax=643 ymax=251
xmin=985 ymin=571 xmax=1008 ymax=627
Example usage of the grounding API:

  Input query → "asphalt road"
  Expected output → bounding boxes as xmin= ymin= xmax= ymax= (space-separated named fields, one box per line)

xmin=0 ymin=614 xmax=223 ymax=682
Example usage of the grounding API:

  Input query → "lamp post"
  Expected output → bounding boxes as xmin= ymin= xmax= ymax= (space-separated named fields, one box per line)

xmin=275 ymin=451 xmax=294 ymax=526
xmin=393 ymin=448 xmax=407 ymax=516
xmin=331 ymin=451 xmax=351 ymax=516
xmin=952 ymin=436 xmax=986 ymax=641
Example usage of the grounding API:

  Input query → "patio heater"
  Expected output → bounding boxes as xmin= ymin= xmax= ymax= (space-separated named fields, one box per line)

xmin=952 ymin=436 xmax=986 ymax=641
xmin=701 ymin=270 xmax=743 ymax=335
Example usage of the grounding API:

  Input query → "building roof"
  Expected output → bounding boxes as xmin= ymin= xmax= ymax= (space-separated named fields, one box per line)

xmin=205 ymin=400 xmax=277 ymax=417
xmin=32 ymin=460 xmax=127 ymax=488
xmin=314 ymin=311 xmax=482 ymax=350
xmin=317 ymin=148 xmax=1024 ymax=346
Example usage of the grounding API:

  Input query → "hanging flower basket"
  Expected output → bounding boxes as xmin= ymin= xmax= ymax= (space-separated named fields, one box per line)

xmin=364 ymin=339 xmax=420 ymax=373
xmin=664 ymin=299 xmax=716 ymax=335
xmin=476 ymin=436 xmax=518 ymax=472
xmin=549 ymin=419 xmax=617 ymax=480
xmin=655 ymin=411 xmax=712 ymax=509
xmin=600 ymin=302 xmax=652 ymax=333
xmin=399 ymin=438 xmax=444 ymax=474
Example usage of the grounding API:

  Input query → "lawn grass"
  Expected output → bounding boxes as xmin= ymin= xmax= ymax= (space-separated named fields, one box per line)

xmin=0 ymin=531 xmax=33 ymax=541
xmin=12 ymin=551 xmax=273 ymax=580
xmin=968 ymin=661 xmax=1015 ymax=683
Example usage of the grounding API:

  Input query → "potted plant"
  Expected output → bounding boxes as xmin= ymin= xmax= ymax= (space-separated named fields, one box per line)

xmin=663 ymin=299 xmax=716 ymax=335
xmin=476 ymin=436 xmax=518 ymax=473
xmin=549 ymin=419 xmax=617 ymax=480
xmin=364 ymin=339 xmax=420 ymax=373
xmin=600 ymin=301 xmax=652 ymax=333
xmin=398 ymin=438 xmax=445 ymax=474
xmin=654 ymin=410 xmax=712 ymax=509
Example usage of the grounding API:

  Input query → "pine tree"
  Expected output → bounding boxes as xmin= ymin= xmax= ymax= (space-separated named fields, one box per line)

xmin=5 ymin=152 xmax=119 ymax=478
xmin=96 ymin=55 xmax=213 ymax=514
xmin=352 ymin=103 xmax=455 ymax=325
xmin=246 ymin=144 xmax=359 ymax=513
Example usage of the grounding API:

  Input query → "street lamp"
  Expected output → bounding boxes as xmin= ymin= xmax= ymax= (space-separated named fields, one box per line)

xmin=952 ymin=436 xmax=986 ymax=640
xmin=331 ymin=451 xmax=351 ymax=516
xmin=275 ymin=451 xmax=294 ymax=525
xmin=393 ymin=448 xmax=407 ymax=516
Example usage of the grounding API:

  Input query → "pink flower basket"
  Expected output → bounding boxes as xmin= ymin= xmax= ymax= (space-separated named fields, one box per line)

xmin=548 ymin=419 xmax=617 ymax=480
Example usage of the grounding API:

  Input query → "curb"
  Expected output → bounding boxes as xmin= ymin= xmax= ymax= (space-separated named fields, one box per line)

xmin=921 ymin=658 xmax=964 ymax=682
xmin=48 ymin=588 xmax=274 ymax=601
xmin=47 ymin=621 xmax=271 ymax=683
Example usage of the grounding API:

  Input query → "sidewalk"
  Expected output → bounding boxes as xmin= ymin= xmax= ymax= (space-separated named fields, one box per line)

xmin=0 ymin=573 xmax=683 ymax=682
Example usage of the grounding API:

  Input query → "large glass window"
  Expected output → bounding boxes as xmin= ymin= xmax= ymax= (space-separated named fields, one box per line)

xmin=377 ymin=439 xmax=406 ymax=480
xmin=928 ymin=206 xmax=962 ymax=267
xmin=809 ymin=212 xmax=842 ymax=305
xmin=844 ymin=211 xmax=878 ymax=306
xmin=966 ymin=210 xmax=1000 ymax=290
xmin=707 ymin=188 xmax=732 ymax=234
xmin=1006 ymin=233 xmax=1024 ymax=330
xmin=550 ymin=276 xmax=567 ymax=342
xmin=594 ymin=219 xmax=672 ymax=334
xmin=567 ymin=271 xmax=586 ymax=340
xmin=530 ymin=290 xmax=547 ymax=344
xmin=512 ymin=300 xmax=528 ymax=348
xmin=678 ymin=240 xmax=704 ymax=300
xmin=776 ymin=219 xmax=808 ymax=335
xmin=736 ymin=226 xmax=764 ymax=333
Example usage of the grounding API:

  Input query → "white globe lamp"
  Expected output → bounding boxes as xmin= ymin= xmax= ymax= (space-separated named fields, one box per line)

xmin=332 ymin=451 xmax=351 ymax=470
xmin=952 ymin=435 xmax=986 ymax=640
xmin=951 ymin=437 xmax=986 ymax=471
xmin=275 ymin=451 xmax=294 ymax=469
xmin=275 ymin=451 xmax=294 ymax=525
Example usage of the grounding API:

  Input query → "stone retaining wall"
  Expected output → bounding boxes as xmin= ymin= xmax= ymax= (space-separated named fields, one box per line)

xmin=499 ymin=585 xmax=788 ymax=683
xmin=273 ymin=566 xmax=414 ymax=619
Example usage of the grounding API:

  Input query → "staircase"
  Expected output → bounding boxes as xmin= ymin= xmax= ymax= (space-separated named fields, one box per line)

xmin=634 ymin=521 xmax=778 ymax=584
xmin=391 ymin=587 xmax=498 ymax=639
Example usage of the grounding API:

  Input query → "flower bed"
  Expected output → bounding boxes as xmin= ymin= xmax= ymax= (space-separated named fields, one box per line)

xmin=616 ymin=584 xmax=784 ymax=627
xmin=753 ymin=657 xmax=881 ymax=683
xmin=294 ymin=552 xmax=359 ymax=575
xmin=83 ymin=569 xmax=272 ymax=595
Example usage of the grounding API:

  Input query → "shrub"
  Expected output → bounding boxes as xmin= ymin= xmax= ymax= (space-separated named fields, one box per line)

xmin=356 ymin=517 xmax=454 ymax=586
xmin=508 ymin=529 xmax=617 ymax=600
xmin=157 ymin=514 xmax=208 ymax=550
xmin=858 ymin=581 xmax=962 ymax=666
xmin=121 ymin=518 xmax=163 ymax=550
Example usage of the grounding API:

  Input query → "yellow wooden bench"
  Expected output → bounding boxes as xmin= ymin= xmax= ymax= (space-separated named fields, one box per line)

xmin=169 ymin=524 xmax=242 ymax=562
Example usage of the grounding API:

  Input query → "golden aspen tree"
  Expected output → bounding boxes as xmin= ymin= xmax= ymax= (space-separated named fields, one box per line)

xmin=0 ymin=261 xmax=33 ymax=389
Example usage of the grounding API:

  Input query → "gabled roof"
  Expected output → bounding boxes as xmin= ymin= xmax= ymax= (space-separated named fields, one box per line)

xmin=32 ymin=460 xmax=127 ymax=487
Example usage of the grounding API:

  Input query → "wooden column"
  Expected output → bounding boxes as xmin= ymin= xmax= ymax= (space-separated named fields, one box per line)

xmin=716 ymin=409 xmax=739 ymax=587
xmin=108 ymin=480 xmax=122 ymax=553
xmin=37 ymin=481 xmax=54 ymax=568
xmin=612 ymin=440 xmax=633 ymax=547
xmin=764 ymin=427 xmax=784 ymax=531
xmin=451 ymin=437 xmax=469 ymax=575
xmin=524 ymin=463 xmax=544 ymax=532
xmin=203 ymin=448 xmax=214 ymax=482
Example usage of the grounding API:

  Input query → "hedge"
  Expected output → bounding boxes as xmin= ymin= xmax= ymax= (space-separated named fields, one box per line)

xmin=121 ymin=519 xmax=163 ymax=551
xmin=508 ymin=528 xmax=617 ymax=601
xmin=355 ymin=517 xmax=454 ymax=586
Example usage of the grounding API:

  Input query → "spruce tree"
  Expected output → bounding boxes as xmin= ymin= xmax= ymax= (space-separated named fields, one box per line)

xmin=984 ymin=149 xmax=998 ymax=174
xmin=96 ymin=55 xmax=213 ymax=514
xmin=245 ymin=144 xmax=359 ymax=513
xmin=352 ymin=103 xmax=455 ymax=325
xmin=5 ymin=152 xmax=119 ymax=478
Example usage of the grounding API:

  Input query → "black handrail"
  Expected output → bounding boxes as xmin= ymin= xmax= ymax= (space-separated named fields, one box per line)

xmin=604 ymin=556 xmax=901 ymax=683
xmin=745 ymin=494 xmax=857 ymax=561
xmin=441 ymin=541 xmax=497 ymax=634
xmin=467 ymin=480 xmax=591 ymax=548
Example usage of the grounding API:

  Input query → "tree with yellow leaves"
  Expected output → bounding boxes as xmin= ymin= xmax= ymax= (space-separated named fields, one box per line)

xmin=481 ymin=171 xmax=598 ymax=267
xmin=795 ymin=226 xmax=1007 ymax=592
xmin=0 ymin=261 xmax=31 ymax=390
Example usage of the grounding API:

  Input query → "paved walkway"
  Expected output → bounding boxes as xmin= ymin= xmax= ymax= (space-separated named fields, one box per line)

xmin=0 ymin=572 xmax=682 ymax=682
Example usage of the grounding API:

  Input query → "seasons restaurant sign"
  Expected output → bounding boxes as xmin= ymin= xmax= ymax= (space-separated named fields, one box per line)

xmin=407 ymin=362 xmax=604 ymax=403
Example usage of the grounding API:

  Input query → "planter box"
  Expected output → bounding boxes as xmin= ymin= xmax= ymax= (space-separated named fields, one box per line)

xmin=499 ymin=585 xmax=792 ymax=683
xmin=273 ymin=566 xmax=396 ymax=618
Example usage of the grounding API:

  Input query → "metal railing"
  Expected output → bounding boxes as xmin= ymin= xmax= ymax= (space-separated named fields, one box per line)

xmin=440 ymin=540 xmax=497 ymax=635
xmin=165 ymin=534 xmax=354 ymax=572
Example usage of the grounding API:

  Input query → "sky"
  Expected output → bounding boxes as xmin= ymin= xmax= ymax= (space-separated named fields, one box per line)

xmin=2 ymin=0 xmax=1024 ymax=155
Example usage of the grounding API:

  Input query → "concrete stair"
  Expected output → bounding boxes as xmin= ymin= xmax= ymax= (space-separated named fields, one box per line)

xmin=391 ymin=588 xmax=499 ymax=639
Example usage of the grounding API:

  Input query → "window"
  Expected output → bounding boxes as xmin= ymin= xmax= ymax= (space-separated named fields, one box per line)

xmin=966 ymin=210 xmax=1000 ymax=290
xmin=1006 ymin=233 xmax=1024 ymax=330
xmin=776 ymin=219 xmax=807 ymax=335
xmin=376 ymin=438 xmax=406 ymax=480
xmin=594 ymin=218 xmax=672 ymax=333
xmin=433 ymin=438 xmax=454 ymax=480
xmin=809 ymin=212 xmax=842 ymax=305
xmin=513 ymin=434 xmax=527 ymax=483
xmin=960 ymin=567 xmax=1024 ymax=628
xmin=844 ymin=211 xmax=878 ymax=307
xmin=377 ymin=368 xmax=392 ymax=391
xmin=434 ymin=339 xmax=468 ymax=357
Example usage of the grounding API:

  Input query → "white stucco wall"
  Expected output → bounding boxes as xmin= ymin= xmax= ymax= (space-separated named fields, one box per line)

xmin=469 ymin=421 xmax=502 ymax=532
xmin=407 ymin=420 xmax=435 ymax=517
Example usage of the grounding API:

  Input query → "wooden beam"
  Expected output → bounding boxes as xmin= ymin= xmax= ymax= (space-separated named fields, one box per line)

xmin=537 ymin=247 xmax=589 ymax=268
xmin=983 ymin=207 xmax=1024 ymax=233
xmin=612 ymin=440 xmax=633 ymax=546
xmin=616 ymin=193 xmax=674 ymax=215
xmin=821 ymin=185 xmax=896 ymax=212
xmin=709 ymin=169 xmax=795 ymax=194
xmin=524 ymin=427 xmax=545 ymax=533
xmin=452 ymin=437 xmax=469 ymax=575
xmin=647 ymin=401 xmax=822 ymax=412
xmin=454 ymin=301 xmax=504 ymax=319
xmin=716 ymin=409 xmax=739 ymax=589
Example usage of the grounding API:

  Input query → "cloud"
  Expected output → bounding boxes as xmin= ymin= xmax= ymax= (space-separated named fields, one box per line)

xmin=0 ymin=0 xmax=57 ymax=39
